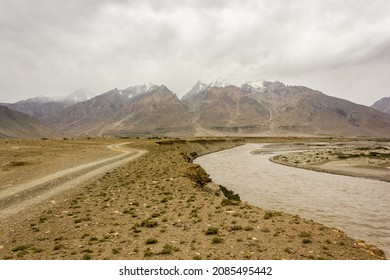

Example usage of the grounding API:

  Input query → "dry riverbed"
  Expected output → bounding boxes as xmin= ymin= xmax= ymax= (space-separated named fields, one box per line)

xmin=0 ymin=138 xmax=386 ymax=260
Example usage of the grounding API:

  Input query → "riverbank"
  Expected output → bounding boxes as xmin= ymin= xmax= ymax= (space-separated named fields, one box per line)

xmin=0 ymin=138 xmax=386 ymax=260
xmin=269 ymin=142 xmax=390 ymax=182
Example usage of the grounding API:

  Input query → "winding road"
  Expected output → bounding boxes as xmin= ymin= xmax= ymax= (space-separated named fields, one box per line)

xmin=0 ymin=142 xmax=147 ymax=219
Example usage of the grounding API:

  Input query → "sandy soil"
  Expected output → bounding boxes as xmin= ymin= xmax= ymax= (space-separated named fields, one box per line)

xmin=0 ymin=138 xmax=386 ymax=260
xmin=269 ymin=142 xmax=390 ymax=182
xmin=0 ymin=141 xmax=147 ymax=219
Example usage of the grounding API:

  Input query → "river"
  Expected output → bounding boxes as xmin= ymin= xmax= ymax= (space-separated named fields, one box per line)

xmin=194 ymin=143 xmax=390 ymax=258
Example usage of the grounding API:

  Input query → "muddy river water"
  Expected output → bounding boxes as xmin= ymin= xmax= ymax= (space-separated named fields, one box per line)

xmin=195 ymin=144 xmax=390 ymax=257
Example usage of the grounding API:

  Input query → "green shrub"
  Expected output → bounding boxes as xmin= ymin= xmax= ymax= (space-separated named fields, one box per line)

xmin=219 ymin=185 xmax=241 ymax=201
xmin=211 ymin=237 xmax=223 ymax=244
xmin=263 ymin=211 xmax=282 ymax=220
xmin=205 ymin=227 xmax=219 ymax=235
xmin=140 ymin=219 xmax=158 ymax=228
xmin=230 ymin=225 xmax=243 ymax=231
xmin=159 ymin=244 xmax=179 ymax=255
xmin=145 ymin=238 xmax=158 ymax=244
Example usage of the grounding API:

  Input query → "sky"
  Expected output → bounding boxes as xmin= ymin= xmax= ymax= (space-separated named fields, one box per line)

xmin=1 ymin=0 xmax=390 ymax=105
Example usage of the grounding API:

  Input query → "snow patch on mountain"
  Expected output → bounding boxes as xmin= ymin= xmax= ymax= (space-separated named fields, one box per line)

xmin=183 ymin=79 xmax=270 ymax=99
xmin=182 ymin=79 xmax=233 ymax=100
xmin=240 ymin=79 xmax=266 ymax=94
xmin=119 ymin=82 xmax=159 ymax=98
xmin=63 ymin=89 xmax=94 ymax=103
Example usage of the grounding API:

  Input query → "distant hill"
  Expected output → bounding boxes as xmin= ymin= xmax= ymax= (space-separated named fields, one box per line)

xmin=1 ymin=89 xmax=94 ymax=122
xmin=0 ymin=105 xmax=57 ymax=138
xmin=372 ymin=97 xmax=390 ymax=114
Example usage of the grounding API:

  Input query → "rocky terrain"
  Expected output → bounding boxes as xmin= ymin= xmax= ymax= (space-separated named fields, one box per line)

xmin=0 ymin=137 xmax=386 ymax=260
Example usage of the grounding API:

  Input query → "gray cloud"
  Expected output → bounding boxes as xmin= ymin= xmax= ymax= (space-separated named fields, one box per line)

xmin=1 ymin=0 xmax=389 ymax=105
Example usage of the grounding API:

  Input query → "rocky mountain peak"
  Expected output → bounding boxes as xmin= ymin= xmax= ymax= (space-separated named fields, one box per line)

xmin=241 ymin=80 xmax=266 ymax=94
xmin=182 ymin=79 xmax=231 ymax=100
xmin=118 ymin=82 xmax=159 ymax=98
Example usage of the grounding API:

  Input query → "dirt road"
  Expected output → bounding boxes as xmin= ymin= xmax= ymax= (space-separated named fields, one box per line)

xmin=0 ymin=142 xmax=147 ymax=219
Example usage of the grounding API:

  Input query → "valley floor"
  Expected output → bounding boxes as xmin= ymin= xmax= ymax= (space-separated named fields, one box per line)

xmin=0 ymin=137 xmax=386 ymax=260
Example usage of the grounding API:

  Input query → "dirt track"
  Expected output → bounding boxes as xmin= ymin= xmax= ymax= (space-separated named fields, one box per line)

xmin=0 ymin=142 xmax=147 ymax=219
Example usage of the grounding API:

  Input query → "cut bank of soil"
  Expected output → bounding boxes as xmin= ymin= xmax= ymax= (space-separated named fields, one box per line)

xmin=0 ymin=138 xmax=386 ymax=260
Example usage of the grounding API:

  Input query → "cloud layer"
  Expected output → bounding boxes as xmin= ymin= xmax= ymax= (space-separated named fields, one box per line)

xmin=1 ymin=0 xmax=390 ymax=105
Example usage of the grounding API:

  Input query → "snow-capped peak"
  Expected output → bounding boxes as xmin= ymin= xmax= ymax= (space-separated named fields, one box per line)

xmin=182 ymin=79 xmax=232 ymax=99
xmin=240 ymin=79 xmax=266 ymax=94
xmin=63 ymin=89 xmax=94 ymax=103
xmin=119 ymin=82 xmax=159 ymax=98
xmin=23 ymin=95 xmax=55 ymax=104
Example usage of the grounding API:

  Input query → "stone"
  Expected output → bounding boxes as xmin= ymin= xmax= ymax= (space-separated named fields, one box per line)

xmin=203 ymin=182 xmax=225 ymax=197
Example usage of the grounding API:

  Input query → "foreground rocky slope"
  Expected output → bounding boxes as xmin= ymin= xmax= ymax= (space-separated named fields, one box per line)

xmin=0 ymin=138 xmax=385 ymax=260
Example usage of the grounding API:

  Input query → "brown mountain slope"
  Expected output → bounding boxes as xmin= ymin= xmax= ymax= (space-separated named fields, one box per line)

xmin=184 ymin=81 xmax=390 ymax=137
xmin=42 ymin=89 xmax=127 ymax=135
xmin=251 ymin=83 xmax=390 ymax=136
xmin=42 ymin=86 xmax=194 ymax=136
xmin=0 ymin=105 xmax=57 ymax=138
xmin=104 ymin=86 xmax=195 ymax=135
xmin=182 ymin=86 xmax=270 ymax=133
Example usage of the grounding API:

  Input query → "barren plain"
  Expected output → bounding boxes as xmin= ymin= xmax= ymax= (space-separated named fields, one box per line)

xmin=0 ymin=137 xmax=386 ymax=260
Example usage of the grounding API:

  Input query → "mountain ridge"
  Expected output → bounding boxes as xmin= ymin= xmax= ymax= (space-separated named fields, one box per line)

xmin=2 ymin=80 xmax=390 ymax=138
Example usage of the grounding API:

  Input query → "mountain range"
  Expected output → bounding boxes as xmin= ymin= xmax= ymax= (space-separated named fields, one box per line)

xmin=1 ymin=81 xmax=390 ymax=138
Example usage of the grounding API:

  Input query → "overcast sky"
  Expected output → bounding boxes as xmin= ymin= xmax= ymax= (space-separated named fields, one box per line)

xmin=1 ymin=0 xmax=390 ymax=105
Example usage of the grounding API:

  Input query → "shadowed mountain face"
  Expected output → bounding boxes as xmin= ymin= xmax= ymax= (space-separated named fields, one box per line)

xmin=3 ymin=81 xmax=390 ymax=137
xmin=0 ymin=105 xmax=57 ymax=138
xmin=372 ymin=97 xmax=390 ymax=114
